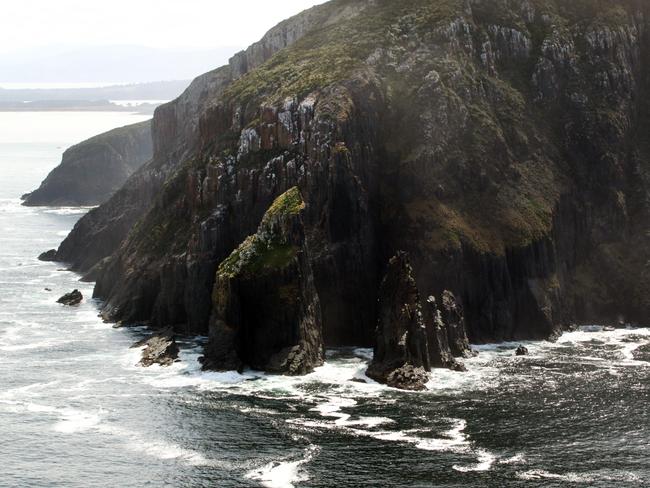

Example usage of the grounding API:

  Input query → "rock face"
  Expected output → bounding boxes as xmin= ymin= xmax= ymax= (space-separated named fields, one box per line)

xmin=50 ymin=1 xmax=650 ymax=375
xmin=133 ymin=328 xmax=179 ymax=367
xmin=367 ymin=252 xmax=471 ymax=390
xmin=202 ymin=187 xmax=324 ymax=375
xmin=57 ymin=290 xmax=83 ymax=306
xmin=22 ymin=120 xmax=152 ymax=206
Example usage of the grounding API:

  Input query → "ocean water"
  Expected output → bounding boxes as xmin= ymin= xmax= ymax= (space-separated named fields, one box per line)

xmin=0 ymin=112 xmax=649 ymax=488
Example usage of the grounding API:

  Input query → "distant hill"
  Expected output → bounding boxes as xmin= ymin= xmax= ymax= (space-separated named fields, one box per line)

xmin=0 ymin=45 xmax=239 ymax=85
xmin=0 ymin=80 xmax=190 ymax=103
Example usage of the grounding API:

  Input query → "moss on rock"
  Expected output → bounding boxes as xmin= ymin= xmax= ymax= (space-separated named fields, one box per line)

xmin=217 ymin=187 xmax=305 ymax=279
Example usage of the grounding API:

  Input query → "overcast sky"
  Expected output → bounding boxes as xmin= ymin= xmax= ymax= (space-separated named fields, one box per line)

xmin=0 ymin=0 xmax=326 ymax=53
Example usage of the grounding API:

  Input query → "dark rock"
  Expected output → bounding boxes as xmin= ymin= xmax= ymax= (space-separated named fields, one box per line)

xmin=366 ymin=252 xmax=431 ymax=390
xmin=38 ymin=249 xmax=57 ymax=262
xmin=440 ymin=291 xmax=474 ymax=358
xmin=384 ymin=365 xmax=430 ymax=391
xmin=22 ymin=120 xmax=152 ymax=207
xmin=425 ymin=295 xmax=469 ymax=371
xmin=367 ymin=253 xmax=474 ymax=390
xmin=202 ymin=188 xmax=324 ymax=375
xmin=133 ymin=328 xmax=179 ymax=367
xmin=515 ymin=345 xmax=529 ymax=356
xmin=57 ymin=289 xmax=83 ymax=306
xmin=44 ymin=288 xmax=52 ymax=292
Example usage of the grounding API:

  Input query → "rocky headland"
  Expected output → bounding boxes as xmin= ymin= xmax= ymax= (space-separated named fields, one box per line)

xmin=22 ymin=120 xmax=152 ymax=206
xmin=47 ymin=0 xmax=650 ymax=388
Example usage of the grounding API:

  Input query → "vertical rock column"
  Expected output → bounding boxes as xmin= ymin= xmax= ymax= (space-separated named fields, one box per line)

xmin=202 ymin=187 xmax=324 ymax=375
xmin=367 ymin=252 xmax=474 ymax=390
xmin=366 ymin=252 xmax=432 ymax=390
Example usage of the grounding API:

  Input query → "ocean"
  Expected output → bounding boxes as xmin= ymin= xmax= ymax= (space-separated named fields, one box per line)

xmin=0 ymin=111 xmax=648 ymax=488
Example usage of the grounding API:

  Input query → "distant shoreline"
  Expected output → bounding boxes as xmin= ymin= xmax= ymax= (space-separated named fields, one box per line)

xmin=0 ymin=102 xmax=161 ymax=114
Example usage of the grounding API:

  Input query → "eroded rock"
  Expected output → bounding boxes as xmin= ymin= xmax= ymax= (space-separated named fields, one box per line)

xmin=133 ymin=328 xmax=179 ymax=367
xmin=368 ymin=253 xmax=474 ymax=390
xmin=38 ymin=249 xmax=57 ymax=262
xmin=202 ymin=187 xmax=324 ymax=375
xmin=367 ymin=252 xmax=432 ymax=390
xmin=57 ymin=290 xmax=83 ymax=306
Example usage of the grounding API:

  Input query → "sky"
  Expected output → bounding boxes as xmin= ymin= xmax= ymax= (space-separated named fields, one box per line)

xmin=0 ymin=0 xmax=327 ymax=84
xmin=0 ymin=0 xmax=326 ymax=52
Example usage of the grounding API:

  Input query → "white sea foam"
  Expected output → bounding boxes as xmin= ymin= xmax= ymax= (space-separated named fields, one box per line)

xmin=453 ymin=449 xmax=496 ymax=472
xmin=245 ymin=445 xmax=319 ymax=488
xmin=40 ymin=207 xmax=95 ymax=216
xmin=499 ymin=453 xmax=526 ymax=464
xmin=54 ymin=409 xmax=102 ymax=433
xmin=517 ymin=469 xmax=643 ymax=483
xmin=550 ymin=326 xmax=650 ymax=366
xmin=0 ymin=339 xmax=70 ymax=352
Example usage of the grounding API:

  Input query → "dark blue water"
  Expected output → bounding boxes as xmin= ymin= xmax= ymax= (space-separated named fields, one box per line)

xmin=0 ymin=112 xmax=649 ymax=487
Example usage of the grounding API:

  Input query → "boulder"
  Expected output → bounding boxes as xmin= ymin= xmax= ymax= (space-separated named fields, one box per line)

xmin=57 ymin=289 xmax=83 ymax=306
xmin=515 ymin=345 xmax=529 ymax=356
xmin=38 ymin=249 xmax=58 ymax=262
xmin=133 ymin=328 xmax=179 ymax=367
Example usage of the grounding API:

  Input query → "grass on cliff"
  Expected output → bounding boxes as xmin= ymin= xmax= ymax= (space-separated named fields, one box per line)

xmin=262 ymin=186 xmax=305 ymax=223
xmin=224 ymin=0 xmax=464 ymax=106
xmin=218 ymin=187 xmax=304 ymax=279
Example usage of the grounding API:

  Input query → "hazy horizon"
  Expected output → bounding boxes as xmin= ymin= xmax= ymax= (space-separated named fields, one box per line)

xmin=0 ymin=0 xmax=327 ymax=84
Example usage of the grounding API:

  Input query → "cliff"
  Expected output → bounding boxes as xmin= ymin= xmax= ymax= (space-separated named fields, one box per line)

xmin=54 ymin=0 xmax=650 ymax=375
xmin=22 ymin=120 xmax=152 ymax=206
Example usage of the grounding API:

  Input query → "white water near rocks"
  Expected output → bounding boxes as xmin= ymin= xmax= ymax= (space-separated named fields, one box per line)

xmin=1 ymin=112 xmax=649 ymax=487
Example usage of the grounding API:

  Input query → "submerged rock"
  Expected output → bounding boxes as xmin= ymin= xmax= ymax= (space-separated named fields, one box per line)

xmin=515 ymin=345 xmax=529 ymax=356
xmin=133 ymin=328 xmax=179 ymax=367
xmin=202 ymin=187 xmax=324 ymax=375
xmin=38 ymin=249 xmax=57 ymax=262
xmin=57 ymin=289 xmax=83 ymax=306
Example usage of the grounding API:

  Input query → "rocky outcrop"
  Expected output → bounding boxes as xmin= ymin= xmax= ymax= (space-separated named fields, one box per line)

xmin=366 ymin=252 xmax=433 ymax=390
xmin=38 ymin=249 xmax=57 ymax=262
xmin=202 ymin=187 xmax=324 ymax=375
xmin=367 ymin=253 xmax=470 ymax=390
xmin=440 ymin=291 xmax=474 ymax=358
xmin=22 ymin=120 xmax=152 ymax=206
xmin=51 ymin=1 xmax=650 ymax=377
xmin=57 ymin=290 xmax=83 ymax=306
xmin=133 ymin=328 xmax=179 ymax=367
